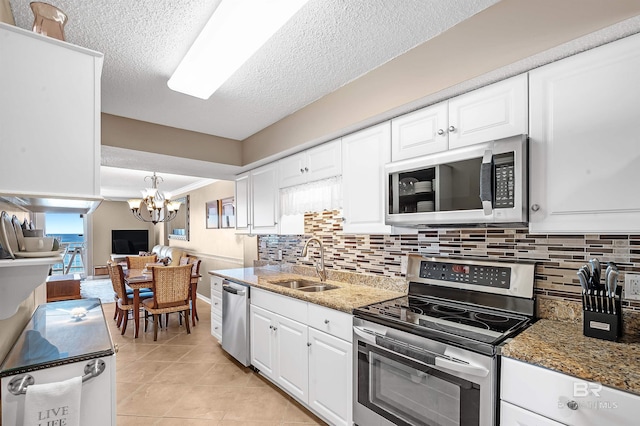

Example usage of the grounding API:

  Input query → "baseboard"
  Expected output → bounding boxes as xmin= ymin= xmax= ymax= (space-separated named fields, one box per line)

xmin=196 ymin=293 xmax=211 ymax=305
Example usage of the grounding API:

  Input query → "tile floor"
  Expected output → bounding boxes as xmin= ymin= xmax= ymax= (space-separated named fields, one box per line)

xmin=107 ymin=299 xmax=326 ymax=425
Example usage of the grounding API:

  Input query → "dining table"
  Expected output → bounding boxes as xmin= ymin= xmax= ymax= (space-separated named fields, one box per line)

xmin=124 ymin=267 xmax=201 ymax=338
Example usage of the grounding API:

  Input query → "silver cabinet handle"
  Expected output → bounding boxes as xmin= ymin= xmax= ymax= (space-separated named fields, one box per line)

xmin=324 ymin=319 xmax=330 ymax=324
xmin=531 ymin=204 xmax=540 ymax=212
xmin=304 ymin=167 xmax=309 ymax=172
xmin=437 ymin=129 xmax=445 ymax=136
xmin=307 ymin=342 xmax=312 ymax=347
xmin=300 ymin=168 xmax=304 ymax=173
xmin=566 ymin=400 xmax=579 ymax=411
xmin=449 ymin=125 xmax=456 ymax=132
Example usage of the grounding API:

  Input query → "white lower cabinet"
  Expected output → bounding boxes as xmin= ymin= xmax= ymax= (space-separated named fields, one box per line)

xmin=308 ymin=327 xmax=352 ymax=426
xmin=500 ymin=401 xmax=564 ymax=426
xmin=250 ymin=288 xmax=353 ymax=426
xmin=210 ymin=276 xmax=223 ymax=341
xmin=501 ymin=357 xmax=640 ymax=426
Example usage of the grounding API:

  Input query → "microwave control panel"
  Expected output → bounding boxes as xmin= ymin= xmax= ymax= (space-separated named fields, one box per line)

xmin=419 ymin=260 xmax=511 ymax=289
xmin=494 ymin=154 xmax=515 ymax=208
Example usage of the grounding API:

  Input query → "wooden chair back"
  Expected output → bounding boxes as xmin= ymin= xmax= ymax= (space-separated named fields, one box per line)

xmin=107 ymin=261 xmax=128 ymax=301
xmin=126 ymin=255 xmax=158 ymax=270
xmin=150 ymin=264 xmax=192 ymax=309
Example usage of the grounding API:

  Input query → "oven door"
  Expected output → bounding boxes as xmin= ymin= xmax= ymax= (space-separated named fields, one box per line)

xmin=353 ymin=319 xmax=495 ymax=426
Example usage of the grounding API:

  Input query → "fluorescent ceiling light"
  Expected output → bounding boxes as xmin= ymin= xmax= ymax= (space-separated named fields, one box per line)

xmin=168 ymin=0 xmax=309 ymax=100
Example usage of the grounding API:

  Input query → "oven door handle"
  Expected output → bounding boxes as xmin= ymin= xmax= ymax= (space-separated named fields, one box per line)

xmin=353 ymin=325 xmax=385 ymax=345
xmin=435 ymin=356 xmax=489 ymax=378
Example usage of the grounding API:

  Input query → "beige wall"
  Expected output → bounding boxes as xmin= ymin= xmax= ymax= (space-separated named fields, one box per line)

xmin=169 ymin=180 xmax=252 ymax=298
xmin=241 ymin=0 xmax=640 ymax=164
xmin=102 ymin=113 xmax=243 ymax=166
xmin=90 ymin=200 xmax=155 ymax=269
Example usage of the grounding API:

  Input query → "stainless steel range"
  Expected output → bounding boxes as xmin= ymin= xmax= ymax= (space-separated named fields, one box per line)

xmin=353 ymin=254 xmax=535 ymax=426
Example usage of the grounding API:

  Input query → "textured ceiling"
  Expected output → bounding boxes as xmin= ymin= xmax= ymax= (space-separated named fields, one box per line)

xmin=8 ymin=0 xmax=640 ymax=198
xmin=9 ymin=0 xmax=499 ymax=141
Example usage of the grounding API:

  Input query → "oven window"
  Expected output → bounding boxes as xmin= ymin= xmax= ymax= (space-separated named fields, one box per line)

xmin=358 ymin=342 xmax=480 ymax=426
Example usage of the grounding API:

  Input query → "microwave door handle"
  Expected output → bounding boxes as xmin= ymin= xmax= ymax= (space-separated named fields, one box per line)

xmin=479 ymin=149 xmax=493 ymax=216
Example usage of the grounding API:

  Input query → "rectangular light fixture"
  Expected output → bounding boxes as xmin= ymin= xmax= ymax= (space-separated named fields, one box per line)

xmin=168 ymin=0 xmax=309 ymax=100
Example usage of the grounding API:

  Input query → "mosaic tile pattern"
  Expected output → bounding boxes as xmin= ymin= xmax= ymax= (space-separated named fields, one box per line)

xmin=258 ymin=210 xmax=640 ymax=313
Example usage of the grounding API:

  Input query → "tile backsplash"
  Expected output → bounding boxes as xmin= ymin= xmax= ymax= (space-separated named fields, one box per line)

xmin=258 ymin=210 xmax=640 ymax=313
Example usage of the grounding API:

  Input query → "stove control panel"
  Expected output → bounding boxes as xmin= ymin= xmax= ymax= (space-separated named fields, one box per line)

xmin=419 ymin=260 xmax=511 ymax=289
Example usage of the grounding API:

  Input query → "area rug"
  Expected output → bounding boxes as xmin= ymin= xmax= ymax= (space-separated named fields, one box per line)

xmin=80 ymin=278 xmax=114 ymax=304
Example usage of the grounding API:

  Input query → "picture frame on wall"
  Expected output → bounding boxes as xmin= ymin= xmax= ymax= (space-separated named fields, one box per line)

xmin=220 ymin=197 xmax=235 ymax=228
xmin=206 ymin=200 xmax=220 ymax=229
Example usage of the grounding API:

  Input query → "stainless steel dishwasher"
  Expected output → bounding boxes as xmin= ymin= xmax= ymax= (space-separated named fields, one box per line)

xmin=221 ymin=279 xmax=250 ymax=366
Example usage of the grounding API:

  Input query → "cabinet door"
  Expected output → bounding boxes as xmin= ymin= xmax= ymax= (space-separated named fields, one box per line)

xmin=278 ymin=151 xmax=307 ymax=188
xmin=448 ymin=74 xmax=528 ymax=149
xmin=342 ymin=122 xmax=392 ymax=234
xmin=249 ymin=305 xmax=275 ymax=379
xmin=308 ymin=328 xmax=352 ymax=426
xmin=391 ymin=102 xmax=448 ymax=161
xmin=234 ymin=173 xmax=251 ymax=233
xmin=0 ymin=25 xmax=103 ymax=198
xmin=251 ymin=163 xmax=279 ymax=234
xmin=306 ymin=139 xmax=342 ymax=182
xmin=500 ymin=401 xmax=564 ymax=426
xmin=274 ymin=314 xmax=309 ymax=403
xmin=528 ymin=33 xmax=640 ymax=233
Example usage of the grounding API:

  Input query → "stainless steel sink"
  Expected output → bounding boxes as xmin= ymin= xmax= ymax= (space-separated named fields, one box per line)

xmin=268 ymin=279 xmax=320 ymax=289
xmin=297 ymin=284 xmax=338 ymax=292
xmin=267 ymin=279 xmax=338 ymax=292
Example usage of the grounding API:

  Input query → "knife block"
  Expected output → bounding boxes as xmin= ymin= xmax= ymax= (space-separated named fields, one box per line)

xmin=583 ymin=287 xmax=622 ymax=341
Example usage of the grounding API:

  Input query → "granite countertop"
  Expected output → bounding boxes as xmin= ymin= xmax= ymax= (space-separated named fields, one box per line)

xmin=208 ymin=266 xmax=405 ymax=313
xmin=501 ymin=319 xmax=640 ymax=395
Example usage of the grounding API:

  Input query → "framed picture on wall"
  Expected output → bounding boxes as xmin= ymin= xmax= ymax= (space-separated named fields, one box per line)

xmin=206 ymin=200 xmax=220 ymax=229
xmin=220 ymin=197 xmax=235 ymax=228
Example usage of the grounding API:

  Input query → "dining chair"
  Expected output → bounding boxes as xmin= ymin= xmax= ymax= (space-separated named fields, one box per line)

xmin=142 ymin=264 xmax=192 ymax=341
xmin=107 ymin=262 xmax=153 ymax=335
xmin=126 ymin=254 xmax=158 ymax=270
xmin=188 ymin=258 xmax=202 ymax=326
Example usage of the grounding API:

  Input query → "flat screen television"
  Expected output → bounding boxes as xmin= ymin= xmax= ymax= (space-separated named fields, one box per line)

xmin=111 ymin=229 xmax=149 ymax=254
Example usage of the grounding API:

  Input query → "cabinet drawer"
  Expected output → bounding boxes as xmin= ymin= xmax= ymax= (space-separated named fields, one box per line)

xmin=211 ymin=293 xmax=222 ymax=316
xmin=501 ymin=357 xmax=639 ymax=425
xmin=252 ymin=287 xmax=307 ymax=323
xmin=211 ymin=316 xmax=222 ymax=340
xmin=500 ymin=401 xmax=564 ymax=426
xmin=210 ymin=276 xmax=224 ymax=295
xmin=307 ymin=303 xmax=352 ymax=342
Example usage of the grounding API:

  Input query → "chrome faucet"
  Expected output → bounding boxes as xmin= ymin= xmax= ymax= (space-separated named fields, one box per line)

xmin=302 ymin=237 xmax=327 ymax=282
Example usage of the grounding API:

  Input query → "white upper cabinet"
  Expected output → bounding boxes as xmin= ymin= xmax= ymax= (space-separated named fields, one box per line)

xmin=234 ymin=173 xmax=251 ymax=232
xmin=448 ymin=73 xmax=528 ymax=149
xmin=528 ymin=33 xmax=640 ymax=234
xmin=391 ymin=74 xmax=527 ymax=161
xmin=342 ymin=122 xmax=392 ymax=234
xmin=0 ymin=23 xmax=103 ymax=202
xmin=278 ymin=139 xmax=342 ymax=188
xmin=234 ymin=163 xmax=279 ymax=235
xmin=391 ymin=102 xmax=448 ymax=160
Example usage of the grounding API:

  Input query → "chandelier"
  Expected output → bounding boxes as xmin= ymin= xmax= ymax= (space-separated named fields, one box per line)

xmin=127 ymin=172 xmax=181 ymax=225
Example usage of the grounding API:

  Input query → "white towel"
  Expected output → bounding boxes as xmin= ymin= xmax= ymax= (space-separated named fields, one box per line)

xmin=24 ymin=375 xmax=82 ymax=426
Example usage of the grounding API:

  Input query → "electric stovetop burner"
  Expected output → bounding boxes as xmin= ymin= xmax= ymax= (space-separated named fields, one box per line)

xmin=354 ymin=255 xmax=536 ymax=351
xmin=356 ymin=294 xmax=530 ymax=346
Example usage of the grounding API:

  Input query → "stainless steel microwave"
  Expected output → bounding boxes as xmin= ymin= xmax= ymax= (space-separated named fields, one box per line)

xmin=385 ymin=135 xmax=528 ymax=227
